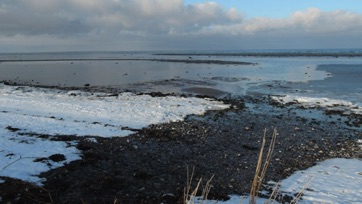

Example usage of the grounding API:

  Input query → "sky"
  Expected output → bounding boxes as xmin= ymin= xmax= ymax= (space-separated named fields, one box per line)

xmin=1 ymin=0 xmax=362 ymax=52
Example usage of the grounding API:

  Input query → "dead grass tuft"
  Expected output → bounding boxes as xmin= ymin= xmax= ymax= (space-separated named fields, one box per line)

xmin=249 ymin=128 xmax=277 ymax=204
xmin=184 ymin=166 xmax=214 ymax=204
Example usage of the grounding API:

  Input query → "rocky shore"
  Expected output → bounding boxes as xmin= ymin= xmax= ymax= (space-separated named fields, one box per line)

xmin=0 ymin=93 xmax=361 ymax=204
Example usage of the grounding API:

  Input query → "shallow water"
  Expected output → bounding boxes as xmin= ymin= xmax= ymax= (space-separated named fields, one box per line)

xmin=0 ymin=51 xmax=362 ymax=104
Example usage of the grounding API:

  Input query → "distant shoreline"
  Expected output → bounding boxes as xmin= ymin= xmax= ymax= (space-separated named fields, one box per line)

xmin=154 ymin=52 xmax=362 ymax=57
xmin=0 ymin=58 xmax=255 ymax=65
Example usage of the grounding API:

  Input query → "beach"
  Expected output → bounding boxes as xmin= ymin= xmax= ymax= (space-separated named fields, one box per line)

xmin=0 ymin=51 xmax=361 ymax=203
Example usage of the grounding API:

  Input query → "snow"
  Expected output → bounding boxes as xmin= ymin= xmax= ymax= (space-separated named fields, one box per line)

xmin=271 ymin=95 xmax=362 ymax=115
xmin=189 ymin=195 xmax=271 ymax=204
xmin=279 ymin=158 xmax=362 ymax=204
xmin=204 ymin=159 xmax=362 ymax=204
xmin=0 ymin=84 xmax=229 ymax=184
xmin=358 ymin=139 xmax=362 ymax=149
xmin=0 ymin=84 xmax=229 ymax=137
xmin=0 ymin=133 xmax=80 ymax=184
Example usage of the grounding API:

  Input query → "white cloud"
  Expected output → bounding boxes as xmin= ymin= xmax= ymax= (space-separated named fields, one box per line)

xmin=0 ymin=0 xmax=361 ymax=51
xmin=242 ymin=8 xmax=362 ymax=35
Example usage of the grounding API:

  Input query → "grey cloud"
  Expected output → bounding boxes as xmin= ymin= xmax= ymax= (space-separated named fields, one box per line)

xmin=0 ymin=1 xmax=91 ymax=36
xmin=0 ymin=0 xmax=242 ymax=36
xmin=0 ymin=1 xmax=362 ymax=51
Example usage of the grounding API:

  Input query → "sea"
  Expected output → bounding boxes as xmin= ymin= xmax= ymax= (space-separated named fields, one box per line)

xmin=0 ymin=49 xmax=362 ymax=107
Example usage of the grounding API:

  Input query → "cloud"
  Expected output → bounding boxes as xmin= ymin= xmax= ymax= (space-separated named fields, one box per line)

xmin=196 ymin=8 xmax=362 ymax=36
xmin=0 ymin=0 xmax=91 ymax=37
xmin=0 ymin=0 xmax=361 ymax=51
xmin=290 ymin=8 xmax=362 ymax=34
xmin=0 ymin=0 xmax=241 ymax=36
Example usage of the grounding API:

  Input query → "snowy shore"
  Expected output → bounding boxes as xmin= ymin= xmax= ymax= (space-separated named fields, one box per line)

xmin=1 ymin=83 xmax=361 ymax=203
xmin=0 ymin=84 xmax=229 ymax=183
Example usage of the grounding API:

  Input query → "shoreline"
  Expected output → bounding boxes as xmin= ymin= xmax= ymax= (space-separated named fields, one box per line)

xmin=154 ymin=52 xmax=362 ymax=58
xmin=0 ymin=84 xmax=361 ymax=203
xmin=0 ymin=58 xmax=256 ymax=65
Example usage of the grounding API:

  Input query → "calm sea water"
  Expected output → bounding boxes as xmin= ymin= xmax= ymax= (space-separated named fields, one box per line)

xmin=0 ymin=49 xmax=362 ymax=105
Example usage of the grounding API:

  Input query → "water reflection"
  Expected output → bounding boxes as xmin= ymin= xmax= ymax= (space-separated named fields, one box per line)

xmin=1 ymin=54 xmax=361 ymax=98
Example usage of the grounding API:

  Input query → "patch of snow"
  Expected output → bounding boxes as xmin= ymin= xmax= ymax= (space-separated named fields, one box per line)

xmin=271 ymin=95 xmax=362 ymax=115
xmin=279 ymin=158 xmax=362 ymax=204
xmin=191 ymin=195 xmax=270 ymax=204
xmin=203 ymin=159 xmax=362 ymax=204
xmin=0 ymin=130 xmax=81 ymax=184
xmin=0 ymin=84 xmax=229 ymax=184
xmin=358 ymin=139 xmax=362 ymax=149
xmin=0 ymin=179 xmax=4 ymax=184
xmin=0 ymin=84 xmax=229 ymax=137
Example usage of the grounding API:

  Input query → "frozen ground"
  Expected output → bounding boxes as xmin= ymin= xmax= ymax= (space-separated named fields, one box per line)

xmin=0 ymin=83 xmax=229 ymax=184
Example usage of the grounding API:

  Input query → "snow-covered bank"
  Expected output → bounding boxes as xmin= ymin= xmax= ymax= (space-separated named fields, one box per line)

xmin=0 ymin=84 xmax=229 ymax=137
xmin=0 ymin=84 xmax=229 ymax=184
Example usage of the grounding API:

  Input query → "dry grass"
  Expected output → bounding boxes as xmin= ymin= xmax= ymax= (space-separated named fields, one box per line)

xmin=249 ymin=128 xmax=277 ymax=204
xmin=184 ymin=166 xmax=214 ymax=204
